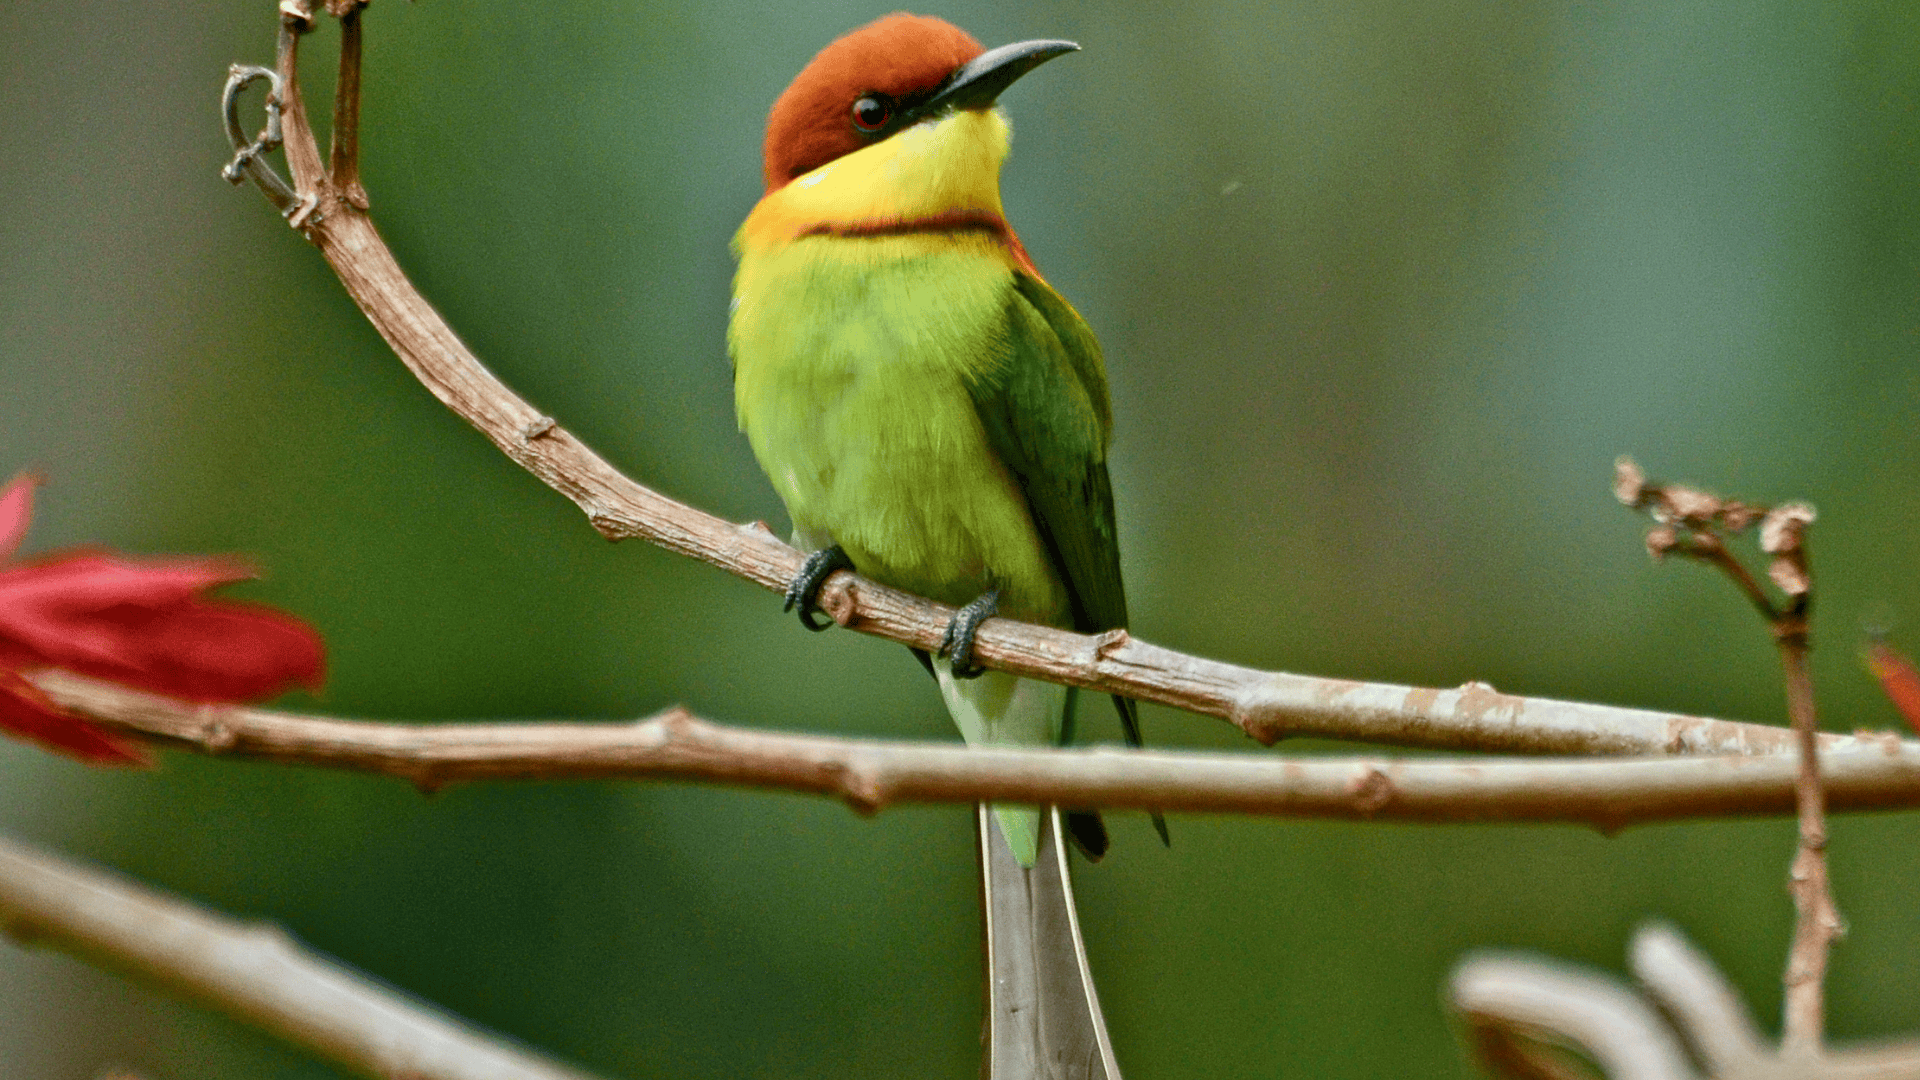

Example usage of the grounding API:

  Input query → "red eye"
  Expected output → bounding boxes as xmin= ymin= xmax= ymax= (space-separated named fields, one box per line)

xmin=851 ymin=95 xmax=891 ymax=132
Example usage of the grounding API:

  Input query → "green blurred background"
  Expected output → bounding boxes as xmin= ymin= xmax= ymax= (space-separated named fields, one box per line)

xmin=3 ymin=1 xmax=1918 ymax=1076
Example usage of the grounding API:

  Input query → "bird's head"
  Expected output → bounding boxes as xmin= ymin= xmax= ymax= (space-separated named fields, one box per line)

xmin=760 ymin=14 xmax=1078 ymax=195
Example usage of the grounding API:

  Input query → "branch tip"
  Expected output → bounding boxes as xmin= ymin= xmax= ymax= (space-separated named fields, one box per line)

xmin=279 ymin=0 xmax=317 ymax=30
xmin=220 ymin=65 xmax=298 ymax=213
xmin=1612 ymin=455 xmax=1646 ymax=507
xmin=1760 ymin=503 xmax=1817 ymax=555
xmin=1658 ymin=483 xmax=1722 ymax=526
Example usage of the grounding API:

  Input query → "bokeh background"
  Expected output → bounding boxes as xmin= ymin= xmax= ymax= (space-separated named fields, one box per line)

xmin=3 ymin=1 xmax=1918 ymax=1076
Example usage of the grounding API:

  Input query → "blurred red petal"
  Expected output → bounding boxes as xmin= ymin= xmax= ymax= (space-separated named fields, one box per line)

xmin=0 ymin=472 xmax=40 ymax=563
xmin=0 ymin=553 xmax=259 ymax=668
xmin=0 ymin=552 xmax=253 ymax=618
xmin=67 ymin=599 xmax=326 ymax=701
xmin=0 ymin=669 xmax=146 ymax=765
xmin=0 ymin=552 xmax=322 ymax=704
xmin=1866 ymin=638 xmax=1920 ymax=736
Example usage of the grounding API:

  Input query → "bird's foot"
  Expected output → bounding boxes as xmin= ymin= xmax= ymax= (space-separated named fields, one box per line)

xmin=939 ymin=588 xmax=1001 ymax=679
xmin=783 ymin=545 xmax=855 ymax=631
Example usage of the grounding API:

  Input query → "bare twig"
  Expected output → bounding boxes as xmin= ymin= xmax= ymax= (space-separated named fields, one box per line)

xmin=1453 ymin=951 xmax=1697 ymax=1080
xmin=1630 ymin=926 xmax=1767 ymax=1077
xmin=0 ymin=832 xmax=602 ymax=1080
xmin=1452 ymin=924 xmax=1920 ymax=1080
xmin=208 ymin=5 xmax=1858 ymax=763
xmin=24 ymin=671 xmax=1920 ymax=828
xmin=219 ymin=64 xmax=296 ymax=214
xmin=1619 ymin=464 xmax=1847 ymax=1061
xmin=326 ymin=1 xmax=368 ymax=210
xmin=1779 ymin=624 xmax=1841 ymax=1056
xmin=1758 ymin=505 xmax=1841 ymax=1058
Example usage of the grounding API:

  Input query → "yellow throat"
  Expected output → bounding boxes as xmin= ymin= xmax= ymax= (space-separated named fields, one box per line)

xmin=739 ymin=108 xmax=1014 ymax=248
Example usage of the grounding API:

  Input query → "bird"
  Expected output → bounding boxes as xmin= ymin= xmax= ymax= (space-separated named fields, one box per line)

xmin=729 ymin=15 xmax=1154 ymax=1075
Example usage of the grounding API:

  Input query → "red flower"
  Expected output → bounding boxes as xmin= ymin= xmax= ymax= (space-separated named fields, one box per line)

xmin=0 ymin=472 xmax=324 ymax=764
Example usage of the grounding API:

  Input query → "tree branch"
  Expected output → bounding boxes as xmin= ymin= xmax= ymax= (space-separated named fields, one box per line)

xmin=1453 ymin=951 xmax=1697 ymax=1080
xmin=1618 ymin=464 xmax=1846 ymax=1056
xmin=1779 ymin=622 xmax=1841 ymax=1056
xmin=215 ymin=3 xmax=1839 ymax=763
xmin=1452 ymin=924 xmax=1920 ymax=1080
xmin=0 ymin=831 xmax=603 ymax=1080
xmin=28 ymin=671 xmax=1920 ymax=829
xmin=1629 ymin=926 xmax=1767 ymax=1077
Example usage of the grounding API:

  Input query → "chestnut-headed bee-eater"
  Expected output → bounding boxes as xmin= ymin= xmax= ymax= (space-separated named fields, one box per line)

xmin=730 ymin=17 xmax=1154 ymax=1073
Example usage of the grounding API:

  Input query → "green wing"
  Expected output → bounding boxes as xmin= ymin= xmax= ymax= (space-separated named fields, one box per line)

xmin=968 ymin=274 xmax=1149 ymax=743
xmin=970 ymin=272 xmax=1167 ymax=846
xmin=971 ymin=273 xmax=1126 ymax=637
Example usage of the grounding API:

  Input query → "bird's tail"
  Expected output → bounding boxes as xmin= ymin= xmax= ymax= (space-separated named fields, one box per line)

xmin=937 ymin=666 xmax=1064 ymax=864
xmin=979 ymin=804 xmax=1123 ymax=1079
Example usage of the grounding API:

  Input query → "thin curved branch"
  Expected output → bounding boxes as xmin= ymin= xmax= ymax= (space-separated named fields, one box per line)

xmin=1455 ymin=925 xmax=1920 ymax=1080
xmin=0 ymin=832 xmax=602 ymax=1080
xmin=26 ymin=671 xmax=1920 ymax=829
xmin=1452 ymin=954 xmax=1699 ymax=1080
xmin=1630 ymin=925 xmax=1768 ymax=1077
xmin=215 ymin=4 xmax=1878 ymax=763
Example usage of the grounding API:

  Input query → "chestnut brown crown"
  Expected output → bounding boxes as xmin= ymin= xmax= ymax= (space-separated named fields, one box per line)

xmin=762 ymin=13 xmax=984 ymax=192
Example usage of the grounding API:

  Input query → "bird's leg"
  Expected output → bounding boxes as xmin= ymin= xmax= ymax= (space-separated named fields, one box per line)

xmin=783 ymin=545 xmax=855 ymax=631
xmin=940 ymin=588 xmax=1001 ymax=679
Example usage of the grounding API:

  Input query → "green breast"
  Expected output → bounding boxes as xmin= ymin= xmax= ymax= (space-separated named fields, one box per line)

xmin=729 ymin=233 xmax=1068 ymax=623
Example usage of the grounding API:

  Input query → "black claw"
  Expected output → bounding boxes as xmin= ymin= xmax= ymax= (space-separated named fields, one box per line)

xmin=939 ymin=589 xmax=1001 ymax=678
xmin=783 ymin=545 xmax=855 ymax=631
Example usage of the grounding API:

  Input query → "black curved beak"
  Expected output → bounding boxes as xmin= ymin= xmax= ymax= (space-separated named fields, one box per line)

xmin=904 ymin=39 xmax=1079 ymax=123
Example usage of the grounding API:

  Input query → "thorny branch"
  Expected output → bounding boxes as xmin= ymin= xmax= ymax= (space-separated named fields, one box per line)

xmin=215 ymin=2 xmax=1890 ymax=764
xmin=0 ymin=832 xmax=602 ymax=1080
xmin=1615 ymin=459 xmax=1842 ymax=1054
xmin=27 ymin=670 xmax=1920 ymax=829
